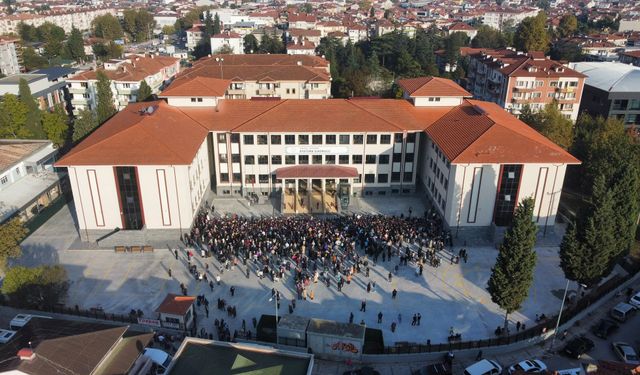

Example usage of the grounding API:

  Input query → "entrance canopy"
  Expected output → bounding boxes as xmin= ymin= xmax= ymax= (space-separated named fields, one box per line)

xmin=276 ymin=165 xmax=358 ymax=179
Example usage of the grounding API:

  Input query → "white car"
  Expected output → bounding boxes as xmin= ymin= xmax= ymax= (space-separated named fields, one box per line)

xmin=612 ymin=342 xmax=640 ymax=365
xmin=508 ymin=359 xmax=547 ymax=374
xmin=629 ymin=291 xmax=640 ymax=309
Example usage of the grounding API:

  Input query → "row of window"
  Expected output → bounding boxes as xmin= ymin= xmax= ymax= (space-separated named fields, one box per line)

xmin=612 ymin=99 xmax=640 ymax=111
xmin=515 ymin=80 xmax=579 ymax=88
xmin=241 ymin=172 xmax=413 ymax=185
xmin=237 ymin=153 xmax=414 ymax=165
xmin=219 ymin=133 xmax=417 ymax=146
xmin=431 ymin=142 xmax=450 ymax=168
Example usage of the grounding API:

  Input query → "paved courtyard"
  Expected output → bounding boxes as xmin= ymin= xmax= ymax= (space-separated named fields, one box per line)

xmin=17 ymin=197 xmax=568 ymax=345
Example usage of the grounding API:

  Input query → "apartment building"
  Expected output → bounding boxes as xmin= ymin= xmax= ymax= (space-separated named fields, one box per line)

xmin=186 ymin=24 xmax=205 ymax=51
xmin=481 ymin=7 xmax=539 ymax=30
xmin=0 ymin=73 xmax=71 ymax=112
xmin=0 ymin=7 xmax=114 ymax=35
xmin=569 ymin=61 xmax=640 ymax=132
xmin=175 ymin=54 xmax=331 ymax=99
xmin=0 ymin=38 xmax=22 ymax=76
xmin=67 ymin=55 xmax=180 ymax=114
xmin=466 ymin=49 xmax=586 ymax=120
xmin=210 ymin=32 xmax=244 ymax=54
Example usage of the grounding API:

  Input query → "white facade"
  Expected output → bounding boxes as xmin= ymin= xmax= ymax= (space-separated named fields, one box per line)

xmin=0 ymin=8 xmax=114 ymax=35
xmin=225 ymin=81 xmax=330 ymax=99
xmin=481 ymin=8 xmax=539 ymax=30
xmin=0 ymin=39 xmax=21 ymax=76
xmin=210 ymin=35 xmax=244 ymax=54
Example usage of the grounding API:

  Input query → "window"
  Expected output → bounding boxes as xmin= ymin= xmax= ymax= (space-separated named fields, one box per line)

xmin=298 ymin=135 xmax=309 ymax=145
xmin=220 ymin=173 xmax=229 ymax=182
xmin=245 ymin=175 xmax=256 ymax=184
xmin=393 ymin=153 xmax=402 ymax=162
xmin=405 ymin=153 xmax=415 ymax=162
xmin=197 ymin=98 xmax=203 ymax=102
xmin=365 ymin=155 xmax=376 ymax=164
xmin=325 ymin=135 xmax=336 ymax=144
xmin=232 ymin=173 xmax=242 ymax=182
xmin=353 ymin=135 xmax=363 ymax=144
xmin=258 ymin=155 xmax=268 ymax=165
xmin=325 ymin=155 xmax=335 ymax=164
xmin=312 ymin=155 xmax=322 ymax=164
xmin=271 ymin=155 xmax=282 ymax=165
xmin=217 ymin=133 xmax=226 ymax=143
xmin=219 ymin=153 xmax=228 ymax=163
xmin=257 ymin=135 xmax=268 ymax=145
xmin=339 ymin=155 xmax=349 ymax=164
xmin=380 ymin=134 xmax=391 ymax=144
xmin=339 ymin=134 xmax=350 ymax=144
xmin=379 ymin=154 xmax=390 ymax=164
xmin=354 ymin=174 xmax=361 ymax=183
xmin=299 ymin=155 xmax=309 ymax=164
xmin=428 ymin=97 xmax=441 ymax=102
xmin=569 ymin=81 xmax=578 ymax=87
xmin=230 ymin=134 xmax=240 ymax=143
xmin=259 ymin=174 xmax=269 ymax=183
xmin=535 ymin=80 xmax=543 ymax=87
xmin=285 ymin=155 xmax=296 ymax=164
xmin=407 ymin=133 xmax=416 ymax=143
xmin=550 ymin=81 xmax=558 ymax=87
xmin=352 ymin=155 xmax=362 ymax=164
xmin=245 ymin=155 xmax=255 ymax=165
xmin=613 ymin=99 xmax=628 ymax=111
xmin=391 ymin=172 xmax=400 ymax=182
xmin=312 ymin=135 xmax=323 ymax=144
xmin=365 ymin=174 xmax=375 ymax=183
xmin=403 ymin=171 xmax=413 ymax=182
xmin=231 ymin=154 xmax=240 ymax=163
xmin=378 ymin=174 xmax=388 ymax=183
xmin=366 ymin=134 xmax=377 ymax=144
xmin=0 ymin=176 xmax=7 ymax=185
xmin=625 ymin=113 xmax=638 ymax=124
xmin=191 ymin=98 xmax=197 ymax=102
xmin=271 ymin=135 xmax=281 ymax=144
xmin=394 ymin=133 xmax=403 ymax=143
xmin=285 ymin=134 xmax=295 ymax=144
xmin=630 ymin=99 xmax=640 ymax=110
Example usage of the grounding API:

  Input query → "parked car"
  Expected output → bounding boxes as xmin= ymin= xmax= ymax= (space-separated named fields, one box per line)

xmin=612 ymin=342 xmax=640 ymax=365
xmin=507 ymin=359 xmax=547 ymax=374
xmin=629 ymin=291 xmax=640 ymax=309
xmin=591 ymin=319 xmax=619 ymax=339
xmin=562 ymin=336 xmax=595 ymax=359
xmin=610 ymin=302 xmax=636 ymax=322
xmin=463 ymin=359 xmax=502 ymax=375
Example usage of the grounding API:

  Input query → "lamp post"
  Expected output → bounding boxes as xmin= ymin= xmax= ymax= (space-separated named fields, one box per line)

xmin=549 ymin=279 xmax=570 ymax=352
xmin=269 ymin=290 xmax=279 ymax=345
xmin=215 ymin=57 xmax=224 ymax=79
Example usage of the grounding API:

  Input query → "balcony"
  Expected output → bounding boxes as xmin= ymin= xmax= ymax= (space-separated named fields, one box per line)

xmin=513 ymin=86 xmax=535 ymax=92
xmin=68 ymin=86 xmax=87 ymax=94
xmin=257 ymin=88 xmax=276 ymax=96
xmin=555 ymin=87 xmax=575 ymax=93
xmin=227 ymin=88 xmax=244 ymax=95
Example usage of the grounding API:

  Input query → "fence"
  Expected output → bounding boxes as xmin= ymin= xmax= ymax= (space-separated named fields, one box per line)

xmin=42 ymin=304 xmax=140 ymax=324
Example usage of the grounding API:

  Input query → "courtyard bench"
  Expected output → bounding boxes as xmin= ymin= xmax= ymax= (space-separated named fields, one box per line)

xmin=142 ymin=246 xmax=154 ymax=253
xmin=114 ymin=246 xmax=127 ymax=253
xmin=130 ymin=246 xmax=142 ymax=253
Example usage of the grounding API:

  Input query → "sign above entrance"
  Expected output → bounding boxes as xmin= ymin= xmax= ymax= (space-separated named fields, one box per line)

xmin=285 ymin=146 xmax=349 ymax=155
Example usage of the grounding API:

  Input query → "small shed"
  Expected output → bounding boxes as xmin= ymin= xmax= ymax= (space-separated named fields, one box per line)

xmin=155 ymin=294 xmax=196 ymax=331
xmin=277 ymin=315 xmax=309 ymax=347
xmin=306 ymin=318 xmax=365 ymax=360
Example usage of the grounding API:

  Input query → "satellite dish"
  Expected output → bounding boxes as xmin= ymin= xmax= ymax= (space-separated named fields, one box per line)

xmin=146 ymin=105 xmax=156 ymax=115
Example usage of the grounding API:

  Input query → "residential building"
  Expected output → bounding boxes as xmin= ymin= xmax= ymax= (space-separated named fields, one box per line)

xmin=175 ymin=54 xmax=331 ymax=99
xmin=287 ymin=13 xmax=317 ymax=29
xmin=619 ymin=50 xmax=640 ymax=66
xmin=186 ymin=24 xmax=205 ymax=51
xmin=0 ymin=140 xmax=62 ymax=225
xmin=0 ymin=37 xmax=21 ymax=76
xmin=0 ymin=73 xmax=71 ymax=112
xmin=619 ymin=18 xmax=640 ymax=32
xmin=287 ymin=40 xmax=317 ymax=55
xmin=56 ymin=77 xmax=577 ymax=243
xmin=569 ymin=61 xmax=640 ymax=132
xmin=210 ymin=31 xmax=244 ymax=54
xmin=67 ymin=54 xmax=180 ymax=114
xmin=154 ymin=10 xmax=179 ymax=33
xmin=447 ymin=22 xmax=478 ymax=39
xmin=466 ymin=49 xmax=586 ymax=120
xmin=481 ymin=7 xmax=539 ymax=30
xmin=0 ymin=7 xmax=115 ymax=35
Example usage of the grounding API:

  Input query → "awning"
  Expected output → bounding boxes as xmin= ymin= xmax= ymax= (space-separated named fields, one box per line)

xmin=276 ymin=165 xmax=359 ymax=179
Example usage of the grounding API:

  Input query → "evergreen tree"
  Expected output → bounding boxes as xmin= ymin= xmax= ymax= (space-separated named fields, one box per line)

xmin=244 ymin=34 xmax=259 ymax=53
xmin=72 ymin=108 xmax=98 ymax=142
xmin=137 ymin=80 xmax=152 ymax=102
xmin=96 ymin=71 xmax=116 ymax=124
xmin=518 ymin=101 xmax=574 ymax=150
xmin=204 ymin=11 xmax=214 ymax=37
xmin=472 ymin=25 xmax=510 ymax=49
xmin=64 ymin=27 xmax=86 ymax=62
xmin=0 ymin=94 xmax=30 ymax=138
xmin=487 ymin=197 xmax=538 ymax=330
xmin=514 ymin=12 xmax=550 ymax=52
xmin=42 ymin=104 xmax=68 ymax=147
xmin=557 ymin=15 xmax=578 ymax=38
xmin=18 ymin=78 xmax=45 ymax=139
xmin=0 ymin=218 xmax=27 ymax=270
xmin=92 ymin=14 xmax=124 ymax=40
xmin=213 ymin=13 xmax=221 ymax=35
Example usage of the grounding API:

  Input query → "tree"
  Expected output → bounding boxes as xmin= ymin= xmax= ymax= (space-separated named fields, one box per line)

xmin=299 ymin=3 xmax=312 ymax=13
xmin=18 ymin=78 xmax=45 ymax=139
xmin=1 ymin=265 xmax=69 ymax=309
xmin=42 ymin=104 xmax=68 ymax=147
xmin=0 ymin=94 xmax=30 ymax=139
xmin=550 ymin=40 xmax=583 ymax=62
xmin=472 ymin=25 xmax=509 ymax=49
xmin=204 ymin=11 xmax=214 ymax=37
xmin=135 ymin=9 xmax=155 ymax=42
xmin=17 ymin=22 xmax=38 ymax=42
xmin=93 ymin=42 xmax=123 ymax=61
xmin=213 ymin=13 xmax=221 ymax=36
xmin=514 ymin=12 xmax=550 ymax=52
xmin=487 ymin=198 xmax=538 ymax=331
xmin=558 ymin=15 xmax=578 ymax=38
xmin=92 ymin=14 xmax=124 ymax=40
xmin=96 ymin=71 xmax=116 ymax=124
xmin=0 ymin=218 xmax=27 ymax=271
xmin=36 ymin=22 xmax=65 ymax=43
xmin=72 ymin=108 xmax=98 ymax=142
xmin=518 ymin=101 xmax=574 ymax=150
xmin=244 ymin=34 xmax=259 ymax=53
xmin=137 ymin=80 xmax=152 ymax=102
xmin=444 ymin=32 xmax=469 ymax=65
xmin=174 ymin=8 xmax=204 ymax=33
xmin=21 ymin=47 xmax=48 ymax=71
xmin=162 ymin=25 xmax=176 ymax=36
xmin=64 ymin=27 xmax=86 ymax=62
xmin=214 ymin=45 xmax=235 ymax=54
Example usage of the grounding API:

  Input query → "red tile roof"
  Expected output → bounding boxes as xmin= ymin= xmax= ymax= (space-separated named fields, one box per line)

xmin=68 ymin=55 xmax=179 ymax=83
xmin=155 ymin=294 xmax=196 ymax=316
xmin=398 ymin=77 xmax=472 ymax=97
xmin=276 ymin=165 xmax=358 ymax=178
xmin=449 ymin=22 xmax=476 ymax=31
xmin=160 ymin=76 xmax=231 ymax=97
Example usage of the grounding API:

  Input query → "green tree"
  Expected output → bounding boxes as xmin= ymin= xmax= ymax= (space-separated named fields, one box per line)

xmin=162 ymin=25 xmax=176 ymax=36
xmin=214 ymin=45 xmax=235 ymax=54
xmin=518 ymin=101 xmax=574 ymax=150
xmin=514 ymin=12 xmax=550 ymax=52
xmin=487 ymin=198 xmax=538 ymax=330
xmin=96 ymin=71 xmax=116 ymax=124
xmin=558 ymin=15 xmax=578 ymax=38
xmin=444 ymin=32 xmax=469 ymax=65
xmin=64 ymin=27 xmax=86 ymax=62
xmin=550 ymin=40 xmax=583 ymax=62
xmin=299 ymin=3 xmax=312 ymax=13
xmin=72 ymin=108 xmax=98 ymax=142
xmin=17 ymin=22 xmax=38 ymax=42
xmin=21 ymin=47 xmax=48 ymax=71
xmin=244 ymin=34 xmax=259 ymax=53
xmin=42 ymin=104 xmax=68 ymax=147
xmin=472 ymin=25 xmax=509 ymax=49
xmin=18 ymin=78 xmax=45 ymax=139
xmin=0 ymin=94 xmax=30 ymax=138
xmin=36 ymin=22 xmax=65 ymax=43
xmin=92 ymin=42 xmax=123 ymax=61
xmin=0 ymin=218 xmax=27 ymax=271
xmin=204 ymin=11 xmax=214 ymax=37
xmin=213 ymin=13 xmax=221 ymax=35
xmin=1 ymin=265 xmax=69 ymax=309
xmin=134 ymin=9 xmax=155 ymax=42
xmin=174 ymin=8 xmax=204 ymax=33
xmin=92 ymin=14 xmax=124 ymax=40
xmin=137 ymin=80 xmax=152 ymax=102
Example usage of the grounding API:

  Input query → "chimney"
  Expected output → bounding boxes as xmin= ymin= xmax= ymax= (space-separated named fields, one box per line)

xmin=17 ymin=348 xmax=35 ymax=361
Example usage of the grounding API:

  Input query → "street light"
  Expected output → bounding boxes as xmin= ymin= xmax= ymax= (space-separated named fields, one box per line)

xmin=549 ymin=279 xmax=570 ymax=352
xmin=215 ymin=57 xmax=224 ymax=79
xmin=269 ymin=290 xmax=279 ymax=345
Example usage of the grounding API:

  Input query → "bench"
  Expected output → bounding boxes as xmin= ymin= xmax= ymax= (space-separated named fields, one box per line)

xmin=143 ymin=246 xmax=154 ymax=253
xmin=114 ymin=246 xmax=127 ymax=253
xmin=130 ymin=246 xmax=142 ymax=253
